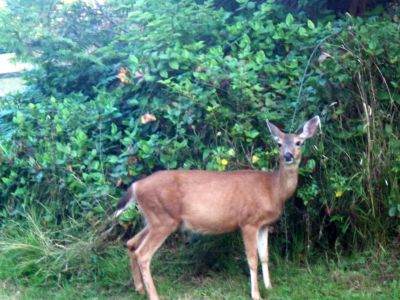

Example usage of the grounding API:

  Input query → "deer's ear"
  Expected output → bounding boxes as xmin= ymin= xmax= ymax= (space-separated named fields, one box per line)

xmin=267 ymin=121 xmax=284 ymax=141
xmin=299 ymin=116 xmax=320 ymax=139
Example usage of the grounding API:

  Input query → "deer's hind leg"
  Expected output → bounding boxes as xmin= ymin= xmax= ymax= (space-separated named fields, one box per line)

xmin=135 ymin=220 xmax=178 ymax=300
xmin=127 ymin=226 xmax=149 ymax=294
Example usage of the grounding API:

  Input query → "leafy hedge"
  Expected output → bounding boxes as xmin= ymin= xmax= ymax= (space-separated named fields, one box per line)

xmin=0 ymin=0 xmax=399 ymax=254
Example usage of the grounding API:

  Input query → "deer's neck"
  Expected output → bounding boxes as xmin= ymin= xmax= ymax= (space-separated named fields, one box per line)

xmin=277 ymin=164 xmax=299 ymax=203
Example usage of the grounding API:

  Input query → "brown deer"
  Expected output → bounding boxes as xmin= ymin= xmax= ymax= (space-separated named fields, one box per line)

xmin=115 ymin=116 xmax=320 ymax=300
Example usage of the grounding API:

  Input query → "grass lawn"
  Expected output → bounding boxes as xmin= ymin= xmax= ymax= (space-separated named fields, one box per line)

xmin=1 ymin=249 xmax=399 ymax=300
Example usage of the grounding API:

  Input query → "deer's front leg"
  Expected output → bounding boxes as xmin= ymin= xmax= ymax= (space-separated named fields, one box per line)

xmin=257 ymin=226 xmax=272 ymax=289
xmin=242 ymin=225 xmax=261 ymax=300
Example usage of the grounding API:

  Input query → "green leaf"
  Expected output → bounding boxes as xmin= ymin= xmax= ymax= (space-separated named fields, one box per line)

xmin=255 ymin=50 xmax=266 ymax=64
xmin=108 ymin=155 xmax=118 ymax=164
xmin=12 ymin=111 xmax=25 ymax=125
xmin=286 ymin=13 xmax=294 ymax=26
xmin=385 ymin=124 xmax=393 ymax=135
xmin=299 ymin=27 xmax=308 ymax=37
xmin=202 ymin=149 xmax=210 ymax=160
xmin=307 ymin=20 xmax=315 ymax=30
xmin=245 ymin=129 xmax=260 ymax=139
xmin=388 ymin=206 xmax=397 ymax=217
xmin=94 ymin=205 xmax=105 ymax=213
xmin=119 ymin=207 xmax=138 ymax=222
xmin=368 ymin=39 xmax=377 ymax=50
xmin=129 ymin=55 xmax=139 ymax=65
xmin=111 ymin=123 xmax=118 ymax=135
xmin=74 ymin=129 xmax=88 ymax=145
xmin=167 ymin=160 xmax=177 ymax=169
xmin=169 ymin=61 xmax=179 ymax=70
xmin=90 ymin=161 xmax=100 ymax=170
xmin=160 ymin=70 xmax=168 ymax=78
xmin=247 ymin=1 xmax=255 ymax=9
xmin=143 ymin=74 xmax=156 ymax=81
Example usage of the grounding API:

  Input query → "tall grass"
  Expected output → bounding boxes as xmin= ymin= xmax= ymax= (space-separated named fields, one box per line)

xmin=0 ymin=211 xmax=128 ymax=287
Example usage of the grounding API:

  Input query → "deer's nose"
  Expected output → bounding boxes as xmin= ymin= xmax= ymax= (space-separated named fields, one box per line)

xmin=283 ymin=152 xmax=294 ymax=162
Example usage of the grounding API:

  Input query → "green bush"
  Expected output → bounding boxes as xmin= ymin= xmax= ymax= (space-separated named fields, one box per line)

xmin=0 ymin=0 xmax=399 ymax=273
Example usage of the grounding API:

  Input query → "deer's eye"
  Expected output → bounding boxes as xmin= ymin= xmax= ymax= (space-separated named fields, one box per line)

xmin=278 ymin=142 xmax=282 ymax=148
xmin=295 ymin=141 xmax=302 ymax=146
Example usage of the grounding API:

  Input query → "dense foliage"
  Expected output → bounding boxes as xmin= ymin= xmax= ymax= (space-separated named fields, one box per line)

xmin=0 ymin=0 xmax=399 ymax=285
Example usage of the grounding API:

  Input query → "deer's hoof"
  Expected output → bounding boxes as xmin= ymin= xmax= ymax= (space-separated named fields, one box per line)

xmin=135 ymin=285 xmax=145 ymax=294
xmin=252 ymin=293 xmax=262 ymax=300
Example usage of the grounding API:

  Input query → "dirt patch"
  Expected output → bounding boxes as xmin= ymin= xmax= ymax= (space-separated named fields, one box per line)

xmin=0 ymin=54 xmax=31 ymax=96
xmin=0 ymin=77 xmax=26 ymax=96
xmin=0 ymin=53 xmax=32 ymax=75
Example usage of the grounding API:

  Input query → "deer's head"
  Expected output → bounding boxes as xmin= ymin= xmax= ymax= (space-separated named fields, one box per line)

xmin=267 ymin=116 xmax=320 ymax=167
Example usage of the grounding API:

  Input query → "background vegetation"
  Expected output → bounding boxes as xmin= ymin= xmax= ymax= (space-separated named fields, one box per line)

xmin=0 ymin=0 xmax=399 ymax=298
